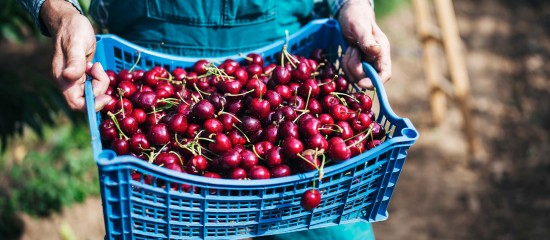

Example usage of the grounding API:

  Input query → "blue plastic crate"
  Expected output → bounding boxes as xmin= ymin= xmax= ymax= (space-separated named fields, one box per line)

xmin=85 ymin=18 xmax=418 ymax=240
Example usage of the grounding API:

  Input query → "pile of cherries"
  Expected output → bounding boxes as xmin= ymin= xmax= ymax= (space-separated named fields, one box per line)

xmin=99 ymin=47 xmax=385 ymax=209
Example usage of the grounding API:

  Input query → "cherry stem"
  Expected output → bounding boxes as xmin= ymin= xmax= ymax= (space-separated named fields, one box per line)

xmin=345 ymin=127 xmax=373 ymax=142
xmin=239 ymin=53 xmax=253 ymax=62
xmin=232 ymin=124 xmax=251 ymax=143
xmin=293 ymin=110 xmax=311 ymax=124
xmin=317 ymin=79 xmax=334 ymax=86
xmin=325 ymin=124 xmax=343 ymax=133
xmin=107 ymin=112 xmax=129 ymax=140
xmin=304 ymin=88 xmax=312 ymax=111
xmin=168 ymin=150 xmax=184 ymax=166
xmin=224 ymin=89 xmax=254 ymax=97
xmin=254 ymin=76 xmax=264 ymax=100
xmin=197 ymin=145 xmax=220 ymax=158
xmin=128 ymin=51 xmax=141 ymax=73
xmin=319 ymin=152 xmax=326 ymax=181
xmin=149 ymin=143 xmax=168 ymax=164
xmin=193 ymin=83 xmax=211 ymax=97
xmin=318 ymin=127 xmax=341 ymax=133
xmin=297 ymin=153 xmax=321 ymax=172
xmin=157 ymin=77 xmax=184 ymax=85
xmin=251 ymin=146 xmax=265 ymax=161
xmin=196 ymin=137 xmax=215 ymax=143
xmin=347 ymin=128 xmax=373 ymax=149
xmin=175 ymin=134 xmax=197 ymax=156
xmin=331 ymin=92 xmax=358 ymax=102
xmin=218 ymin=111 xmax=243 ymax=123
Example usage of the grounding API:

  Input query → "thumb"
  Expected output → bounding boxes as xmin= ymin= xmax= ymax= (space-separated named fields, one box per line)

xmin=62 ymin=41 xmax=87 ymax=82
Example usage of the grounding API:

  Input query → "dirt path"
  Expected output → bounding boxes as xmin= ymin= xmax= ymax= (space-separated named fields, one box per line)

xmin=18 ymin=1 xmax=550 ymax=239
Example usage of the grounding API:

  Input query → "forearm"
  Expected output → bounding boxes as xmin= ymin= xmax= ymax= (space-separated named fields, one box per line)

xmin=16 ymin=0 xmax=83 ymax=36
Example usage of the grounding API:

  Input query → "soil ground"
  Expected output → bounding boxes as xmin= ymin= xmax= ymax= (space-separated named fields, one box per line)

xmin=8 ymin=0 xmax=550 ymax=239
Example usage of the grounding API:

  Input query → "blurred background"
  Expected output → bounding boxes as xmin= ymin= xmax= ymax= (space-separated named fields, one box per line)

xmin=0 ymin=0 xmax=548 ymax=239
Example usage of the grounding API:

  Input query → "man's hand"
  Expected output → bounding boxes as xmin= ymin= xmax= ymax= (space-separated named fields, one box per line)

xmin=41 ymin=0 xmax=110 ymax=111
xmin=338 ymin=0 xmax=391 ymax=89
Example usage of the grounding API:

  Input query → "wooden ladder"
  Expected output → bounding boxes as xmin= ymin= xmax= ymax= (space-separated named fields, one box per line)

xmin=412 ymin=0 xmax=483 ymax=161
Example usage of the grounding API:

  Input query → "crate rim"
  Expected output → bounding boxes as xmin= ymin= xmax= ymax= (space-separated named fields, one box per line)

xmin=84 ymin=18 xmax=419 ymax=188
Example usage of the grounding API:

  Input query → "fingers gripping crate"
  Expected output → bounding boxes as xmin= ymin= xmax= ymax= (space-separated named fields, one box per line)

xmin=85 ymin=19 xmax=419 ymax=239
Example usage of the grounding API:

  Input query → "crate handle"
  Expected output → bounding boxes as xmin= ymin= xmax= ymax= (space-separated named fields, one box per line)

xmin=84 ymin=76 xmax=104 ymax=159
xmin=362 ymin=62 xmax=400 ymax=122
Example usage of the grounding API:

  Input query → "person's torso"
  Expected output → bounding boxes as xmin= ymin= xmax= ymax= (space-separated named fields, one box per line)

xmin=90 ymin=0 xmax=314 ymax=57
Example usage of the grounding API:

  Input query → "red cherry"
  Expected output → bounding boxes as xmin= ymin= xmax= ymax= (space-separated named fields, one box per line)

xmin=265 ymin=90 xmax=282 ymax=109
xmin=111 ymin=138 xmax=129 ymax=155
xmin=282 ymin=137 xmax=304 ymax=158
xmin=298 ymin=79 xmax=320 ymax=98
xmin=203 ymin=118 xmax=223 ymax=134
xmin=248 ymin=98 xmax=271 ymax=120
xmin=220 ymin=149 xmax=242 ymax=170
xmin=228 ymin=129 xmax=247 ymax=146
xmin=292 ymin=62 xmax=312 ymax=82
xmin=246 ymin=64 xmax=263 ymax=77
xmin=274 ymin=85 xmax=292 ymax=101
xmin=271 ymin=164 xmax=292 ymax=178
xmin=117 ymin=81 xmax=137 ymax=98
xmin=322 ymin=95 xmax=340 ymax=112
xmin=335 ymin=121 xmax=354 ymax=140
xmin=147 ymin=123 xmax=171 ymax=146
xmin=186 ymin=155 xmax=208 ymax=174
xmin=334 ymin=76 xmax=348 ymax=92
xmin=154 ymin=152 xmax=181 ymax=166
xmin=105 ymin=70 xmax=117 ymax=87
xmin=328 ymin=141 xmax=351 ymax=162
xmin=132 ymin=108 xmax=147 ymax=124
xmin=307 ymin=134 xmax=329 ymax=151
xmin=167 ymin=113 xmax=188 ymax=134
xmin=253 ymin=141 xmax=274 ymax=158
xmin=233 ymin=68 xmax=249 ymax=86
xmin=100 ymin=119 xmax=117 ymax=141
xmin=246 ymin=53 xmax=264 ymax=66
xmin=120 ymin=116 xmax=139 ymax=136
xmin=229 ymin=168 xmax=247 ymax=180
xmin=137 ymin=91 xmax=158 ymax=111
xmin=248 ymin=165 xmax=271 ymax=180
xmin=265 ymin=147 xmax=284 ymax=167
xmin=301 ymin=189 xmax=321 ymax=210
xmin=143 ymin=69 xmax=160 ymax=86
xmin=191 ymin=100 xmax=215 ymax=121
xmin=129 ymin=133 xmax=150 ymax=153
xmin=300 ymin=117 xmax=320 ymax=137
xmin=299 ymin=154 xmax=320 ymax=171
xmin=306 ymin=98 xmax=323 ymax=115
xmin=194 ymin=59 xmax=209 ymax=75
xmin=239 ymin=149 xmax=258 ymax=170
xmin=262 ymin=124 xmax=279 ymax=143
xmin=366 ymin=139 xmax=382 ymax=150
xmin=350 ymin=113 xmax=372 ymax=132
xmin=273 ymin=66 xmax=291 ymax=85
xmin=209 ymin=133 xmax=233 ymax=154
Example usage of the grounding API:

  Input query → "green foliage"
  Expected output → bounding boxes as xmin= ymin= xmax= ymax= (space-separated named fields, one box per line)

xmin=374 ymin=0 xmax=408 ymax=19
xmin=0 ymin=63 xmax=78 ymax=151
xmin=0 ymin=1 xmax=40 ymax=43
xmin=2 ymin=123 xmax=99 ymax=217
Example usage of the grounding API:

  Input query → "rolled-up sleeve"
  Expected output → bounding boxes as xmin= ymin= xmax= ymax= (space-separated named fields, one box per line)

xmin=16 ymin=0 xmax=83 ymax=36
xmin=326 ymin=0 xmax=374 ymax=17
